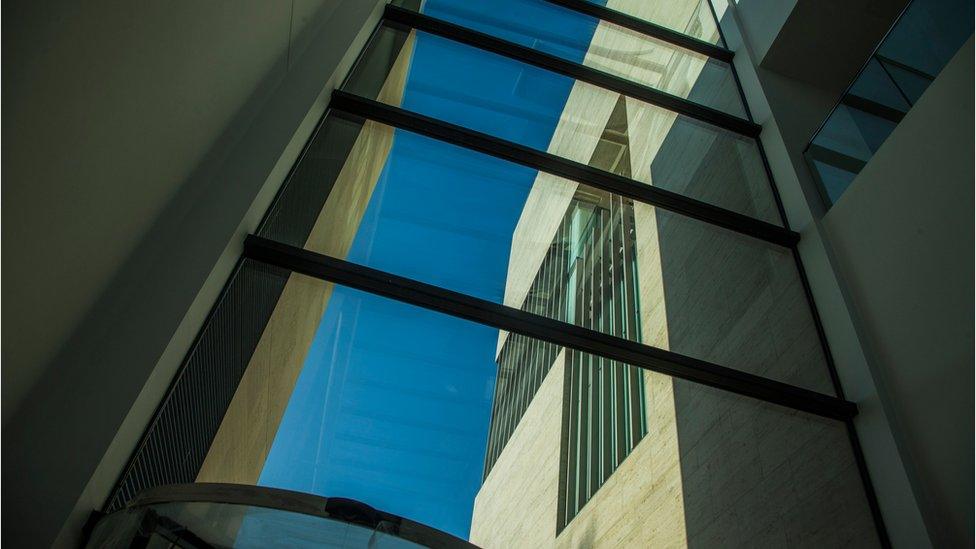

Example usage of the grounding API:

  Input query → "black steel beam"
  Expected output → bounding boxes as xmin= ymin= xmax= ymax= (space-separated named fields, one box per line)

xmin=383 ymin=4 xmax=760 ymax=138
xmin=543 ymin=0 xmax=734 ymax=62
xmin=841 ymin=93 xmax=907 ymax=124
xmin=330 ymin=91 xmax=799 ymax=248
xmin=244 ymin=235 xmax=857 ymax=421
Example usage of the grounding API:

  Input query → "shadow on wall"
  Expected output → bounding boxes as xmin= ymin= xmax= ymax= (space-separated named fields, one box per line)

xmin=672 ymin=381 xmax=880 ymax=547
xmin=648 ymin=88 xmax=883 ymax=545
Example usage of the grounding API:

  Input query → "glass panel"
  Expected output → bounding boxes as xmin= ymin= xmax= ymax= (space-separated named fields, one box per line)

xmin=848 ymin=58 xmax=911 ymax=112
xmin=581 ymin=0 xmax=725 ymax=47
xmin=809 ymin=158 xmax=859 ymax=206
xmin=190 ymin=272 xmax=878 ymax=546
xmin=806 ymin=0 xmax=972 ymax=207
xmin=877 ymin=0 xmax=973 ymax=79
xmin=878 ymin=59 xmax=931 ymax=105
xmin=342 ymin=24 xmax=780 ymax=225
xmin=259 ymin=113 xmax=834 ymax=395
xmin=807 ymin=102 xmax=895 ymax=206
xmin=193 ymin=269 xmax=496 ymax=538
xmin=392 ymin=0 xmax=747 ymax=118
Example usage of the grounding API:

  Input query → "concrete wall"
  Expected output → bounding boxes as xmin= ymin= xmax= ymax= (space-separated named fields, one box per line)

xmin=821 ymin=39 xmax=975 ymax=547
xmin=716 ymin=1 xmax=971 ymax=546
xmin=1 ymin=0 xmax=384 ymax=546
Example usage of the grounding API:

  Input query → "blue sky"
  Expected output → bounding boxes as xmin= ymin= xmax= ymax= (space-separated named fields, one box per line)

xmin=258 ymin=0 xmax=599 ymax=538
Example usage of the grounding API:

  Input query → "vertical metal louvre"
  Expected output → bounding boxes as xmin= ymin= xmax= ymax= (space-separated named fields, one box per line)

xmin=104 ymin=259 xmax=289 ymax=511
xmin=482 ymin=188 xmax=647 ymax=518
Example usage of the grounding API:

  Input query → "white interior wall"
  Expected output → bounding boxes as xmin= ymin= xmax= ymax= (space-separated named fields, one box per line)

xmin=1 ymin=1 xmax=386 ymax=546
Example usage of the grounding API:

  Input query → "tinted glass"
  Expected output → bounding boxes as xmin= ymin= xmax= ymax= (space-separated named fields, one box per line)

xmin=187 ymin=270 xmax=878 ymax=547
xmin=581 ymin=0 xmax=725 ymax=46
xmin=806 ymin=0 xmax=972 ymax=207
xmin=259 ymin=114 xmax=834 ymax=395
xmin=393 ymin=0 xmax=747 ymax=118
xmin=88 ymin=502 xmax=426 ymax=548
xmin=343 ymin=24 xmax=780 ymax=225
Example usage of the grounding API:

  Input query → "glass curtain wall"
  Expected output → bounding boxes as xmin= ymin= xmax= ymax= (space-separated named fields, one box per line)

xmin=106 ymin=0 xmax=887 ymax=546
xmin=806 ymin=0 xmax=973 ymax=207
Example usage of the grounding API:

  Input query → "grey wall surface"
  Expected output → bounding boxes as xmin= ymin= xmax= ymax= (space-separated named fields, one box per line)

xmin=822 ymin=38 xmax=975 ymax=547
xmin=1 ymin=0 xmax=383 ymax=546
xmin=715 ymin=0 xmax=948 ymax=546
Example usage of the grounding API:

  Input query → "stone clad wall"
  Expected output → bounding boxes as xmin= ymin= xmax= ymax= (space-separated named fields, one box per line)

xmin=470 ymin=351 xmax=566 ymax=547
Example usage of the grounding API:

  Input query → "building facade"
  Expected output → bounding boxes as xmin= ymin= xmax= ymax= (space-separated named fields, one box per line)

xmin=471 ymin=2 xmax=879 ymax=544
xmin=3 ymin=0 xmax=971 ymax=547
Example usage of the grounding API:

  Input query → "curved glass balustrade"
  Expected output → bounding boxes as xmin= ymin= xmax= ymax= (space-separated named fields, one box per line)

xmin=87 ymin=484 xmax=473 ymax=548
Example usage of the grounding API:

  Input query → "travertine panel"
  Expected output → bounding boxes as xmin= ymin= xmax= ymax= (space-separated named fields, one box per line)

xmin=605 ymin=0 xmax=720 ymax=44
xmin=585 ymin=13 xmax=710 ymax=106
xmin=196 ymin=33 xmax=417 ymax=484
xmin=671 ymin=381 xmax=879 ymax=547
xmin=470 ymin=351 xmax=566 ymax=548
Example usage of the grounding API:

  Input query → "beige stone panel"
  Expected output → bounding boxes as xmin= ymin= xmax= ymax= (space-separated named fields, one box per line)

xmin=554 ymin=370 xmax=686 ymax=548
xmin=494 ymin=173 xmax=577 ymax=358
xmin=632 ymin=202 xmax=670 ymax=351
xmin=606 ymin=0 xmax=720 ymax=44
xmin=584 ymin=20 xmax=710 ymax=105
xmin=196 ymin=33 xmax=416 ymax=485
xmin=470 ymin=350 xmax=567 ymax=548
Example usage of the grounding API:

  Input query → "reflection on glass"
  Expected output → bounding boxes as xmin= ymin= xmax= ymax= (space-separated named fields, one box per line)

xmin=88 ymin=501 xmax=429 ymax=548
xmin=392 ymin=0 xmax=747 ymax=118
xmin=193 ymin=271 xmax=878 ymax=546
xmin=806 ymin=0 xmax=972 ymax=207
xmin=259 ymin=114 xmax=834 ymax=395
xmin=344 ymin=24 xmax=779 ymax=224
xmin=197 ymin=270 xmax=497 ymax=538
xmin=581 ymin=0 xmax=725 ymax=47
xmin=848 ymin=58 xmax=911 ymax=113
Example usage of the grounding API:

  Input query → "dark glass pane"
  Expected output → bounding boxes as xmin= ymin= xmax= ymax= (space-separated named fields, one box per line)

xmin=343 ymin=24 xmax=780 ymax=225
xmin=879 ymin=59 xmax=932 ymax=105
xmin=806 ymin=0 xmax=972 ymax=207
xmin=809 ymin=158 xmax=859 ymax=206
xmin=878 ymin=0 xmax=973 ymax=78
xmin=848 ymin=58 xmax=911 ymax=112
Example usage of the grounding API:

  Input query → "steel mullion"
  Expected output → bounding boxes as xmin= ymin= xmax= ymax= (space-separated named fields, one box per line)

xmin=382 ymin=6 xmax=760 ymax=137
xmin=243 ymin=235 xmax=859 ymax=421
xmin=542 ymin=0 xmax=734 ymax=62
xmin=509 ymin=335 xmax=525 ymax=449
xmin=330 ymin=91 xmax=799 ymax=249
xmin=611 ymin=198 xmax=628 ymax=466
